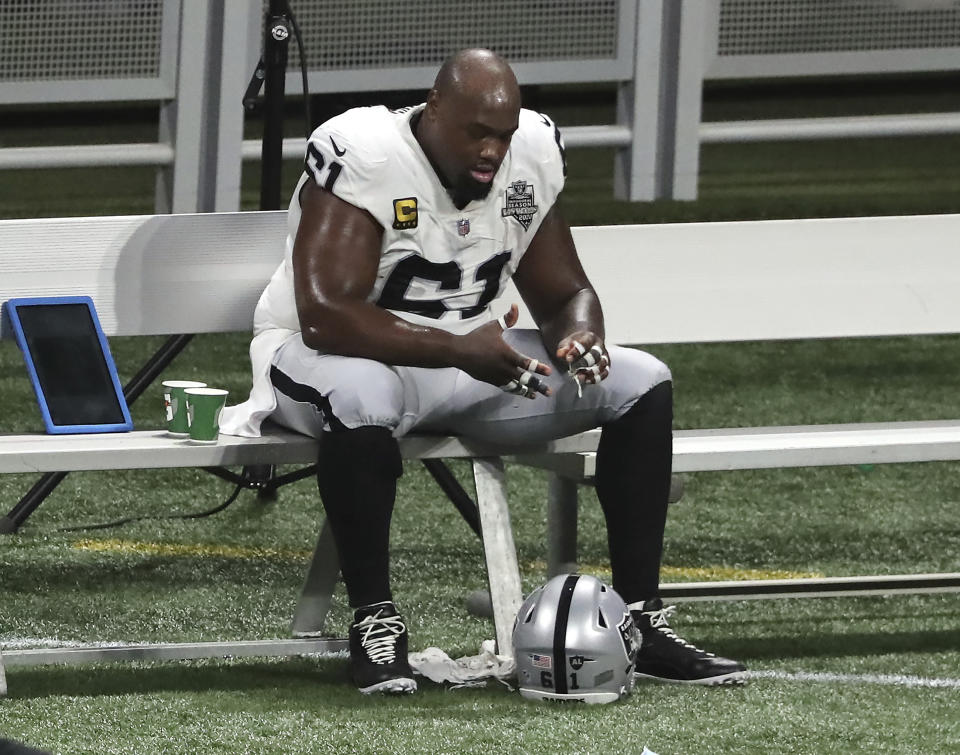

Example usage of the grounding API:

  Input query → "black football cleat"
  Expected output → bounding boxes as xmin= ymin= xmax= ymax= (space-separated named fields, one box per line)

xmin=631 ymin=598 xmax=747 ymax=686
xmin=349 ymin=601 xmax=418 ymax=694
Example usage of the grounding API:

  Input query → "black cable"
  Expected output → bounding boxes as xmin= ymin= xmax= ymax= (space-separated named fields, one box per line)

xmin=56 ymin=482 xmax=245 ymax=533
xmin=284 ymin=1 xmax=312 ymax=138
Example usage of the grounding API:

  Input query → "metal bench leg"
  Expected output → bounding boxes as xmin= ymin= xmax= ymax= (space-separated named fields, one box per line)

xmin=290 ymin=519 xmax=341 ymax=637
xmin=0 ymin=648 xmax=7 ymax=697
xmin=547 ymin=473 xmax=579 ymax=577
xmin=472 ymin=457 xmax=523 ymax=657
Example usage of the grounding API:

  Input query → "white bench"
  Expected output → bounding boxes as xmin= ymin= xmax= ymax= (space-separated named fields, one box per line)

xmin=3 ymin=211 xmax=960 ymax=689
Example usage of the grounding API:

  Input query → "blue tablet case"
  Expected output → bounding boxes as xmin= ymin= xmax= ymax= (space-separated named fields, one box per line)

xmin=3 ymin=296 xmax=133 ymax=434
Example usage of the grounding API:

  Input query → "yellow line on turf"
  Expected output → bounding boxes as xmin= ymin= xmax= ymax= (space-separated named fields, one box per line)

xmin=661 ymin=564 xmax=824 ymax=581
xmin=72 ymin=538 xmax=312 ymax=561
xmin=73 ymin=540 xmax=823 ymax=581
xmin=523 ymin=559 xmax=823 ymax=582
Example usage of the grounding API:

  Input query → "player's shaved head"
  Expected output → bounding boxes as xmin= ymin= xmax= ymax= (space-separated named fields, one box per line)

xmin=416 ymin=49 xmax=522 ymax=207
xmin=432 ymin=48 xmax=520 ymax=112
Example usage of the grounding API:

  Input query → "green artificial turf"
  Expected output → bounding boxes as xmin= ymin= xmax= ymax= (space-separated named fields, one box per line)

xmin=1 ymin=76 xmax=959 ymax=754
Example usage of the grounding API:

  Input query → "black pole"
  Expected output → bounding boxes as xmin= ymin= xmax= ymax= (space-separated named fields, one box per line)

xmin=259 ymin=0 xmax=290 ymax=211
xmin=422 ymin=459 xmax=482 ymax=538
xmin=242 ymin=0 xmax=292 ymax=498
xmin=0 ymin=472 xmax=69 ymax=534
xmin=122 ymin=334 xmax=195 ymax=404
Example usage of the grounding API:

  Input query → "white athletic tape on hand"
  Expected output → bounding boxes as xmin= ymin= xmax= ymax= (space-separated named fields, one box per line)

xmin=500 ymin=378 xmax=535 ymax=398
xmin=571 ymin=372 xmax=583 ymax=399
xmin=568 ymin=344 xmax=606 ymax=374
xmin=567 ymin=344 xmax=607 ymax=399
xmin=497 ymin=315 xmax=508 ymax=330
xmin=567 ymin=342 xmax=587 ymax=399
xmin=519 ymin=370 xmax=547 ymax=395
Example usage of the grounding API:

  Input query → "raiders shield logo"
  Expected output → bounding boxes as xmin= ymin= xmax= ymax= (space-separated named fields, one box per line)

xmin=568 ymin=655 xmax=593 ymax=670
xmin=618 ymin=612 xmax=641 ymax=662
xmin=501 ymin=180 xmax=538 ymax=230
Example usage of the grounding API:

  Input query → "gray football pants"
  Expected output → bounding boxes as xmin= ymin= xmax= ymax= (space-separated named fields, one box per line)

xmin=268 ymin=328 xmax=671 ymax=443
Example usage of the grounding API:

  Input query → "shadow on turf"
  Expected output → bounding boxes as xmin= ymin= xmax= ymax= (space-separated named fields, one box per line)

xmin=718 ymin=628 xmax=959 ymax=662
xmin=5 ymin=658 xmax=360 ymax=702
xmin=4 ymin=658 xmax=504 ymax=704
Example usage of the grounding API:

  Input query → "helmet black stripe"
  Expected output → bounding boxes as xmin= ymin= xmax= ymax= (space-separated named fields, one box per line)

xmin=552 ymin=574 xmax=580 ymax=695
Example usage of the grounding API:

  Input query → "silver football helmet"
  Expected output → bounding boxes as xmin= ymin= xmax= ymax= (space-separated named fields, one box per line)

xmin=512 ymin=573 xmax=639 ymax=704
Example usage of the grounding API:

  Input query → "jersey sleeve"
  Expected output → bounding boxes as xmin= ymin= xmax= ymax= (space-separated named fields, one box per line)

xmin=301 ymin=108 xmax=393 ymax=228
xmin=533 ymin=110 xmax=568 ymax=185
xmin=514 ymin=109 xmax=568 ymax=239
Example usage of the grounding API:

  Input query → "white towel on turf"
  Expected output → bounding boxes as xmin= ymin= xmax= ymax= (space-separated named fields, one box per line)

xmin=408 ymin=640 xmax=515 ymax=689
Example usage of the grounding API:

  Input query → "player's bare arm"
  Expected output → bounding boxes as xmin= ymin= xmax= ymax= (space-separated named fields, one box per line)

xmin=292 ymin=181 xmax=550 ymax=392
xmin=513 ymin=202 xmax=611 ymax=385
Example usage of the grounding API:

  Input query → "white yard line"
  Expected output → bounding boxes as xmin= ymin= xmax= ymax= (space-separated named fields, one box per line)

xmin=1 ymin=637 xmax=129 ymax=649
xmin=748 ymin=669 xmax=960 ymax=689
xmin=4 ymin=639 xmax=958 ymax=690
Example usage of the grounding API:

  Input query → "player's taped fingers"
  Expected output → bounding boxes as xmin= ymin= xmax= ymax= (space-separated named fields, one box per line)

xmin=500 ymin=378 xmax=537 ymax=398
xmin=584 ymin=344 xmax=605 ymax=367
xmin=591 ymin=353 xmax=610 ymax=373
xmin=569 ymin=340 xmax=586 ymax=358
xmin=583 ymin=364 xmax=605 ymax=383
xmin=497 ymin=315 xmax=508 ymax=330
xmin=571 ymin=361 xmax=609 ymax=386
xmin=571 ymin=363 xmax=603 ymax=381
xmin=518 ymin=369 xmax=548 ymax=395
xmin=569 ymin=346 xmax=608 ymax=374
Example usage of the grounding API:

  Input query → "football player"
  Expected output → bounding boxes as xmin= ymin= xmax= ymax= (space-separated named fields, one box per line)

xmin=222 ymin=48 xmax=745 ymax=693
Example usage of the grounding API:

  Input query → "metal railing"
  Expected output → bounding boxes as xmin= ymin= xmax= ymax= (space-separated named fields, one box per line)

xmin=2 ymin=1 xmax=960 ymax=205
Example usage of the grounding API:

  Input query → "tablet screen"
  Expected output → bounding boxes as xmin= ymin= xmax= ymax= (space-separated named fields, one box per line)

xmin=14 ymin=302 xmax=128 ymax=427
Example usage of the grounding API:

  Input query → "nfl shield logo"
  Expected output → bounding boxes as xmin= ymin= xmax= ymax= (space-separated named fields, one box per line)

xmin=457 ymin=219 xmax=470 ymax=236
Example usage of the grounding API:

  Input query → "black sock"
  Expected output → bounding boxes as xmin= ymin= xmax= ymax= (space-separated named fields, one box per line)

xmin=315 ymin=426 xmax=402 ymax=608
xmin=594 ymin=380 xmax=673 ymax=603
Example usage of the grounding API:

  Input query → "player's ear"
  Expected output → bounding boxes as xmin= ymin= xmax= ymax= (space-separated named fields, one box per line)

xmin=424 ymin=88 xmax=441 ymax=118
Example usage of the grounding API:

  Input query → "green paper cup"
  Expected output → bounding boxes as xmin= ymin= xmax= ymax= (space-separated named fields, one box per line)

xmin=162 ymin=380 xmax=207 ymax=436
xmin=185 ymin=387 xmax=229 ymax=444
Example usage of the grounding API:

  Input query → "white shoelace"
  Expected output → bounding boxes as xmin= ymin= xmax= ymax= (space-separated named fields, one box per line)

xmin=643 ymin=604 xmax=713 ymax=656
xmin=355 ymin=609 xmax=407 ymax=664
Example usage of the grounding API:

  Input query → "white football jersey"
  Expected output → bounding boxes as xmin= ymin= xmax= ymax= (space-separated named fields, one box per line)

xmin=256 ymin=104 xmax=567 ymax=337
xmin=222 ymin=104 xmax=567 ymax=438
